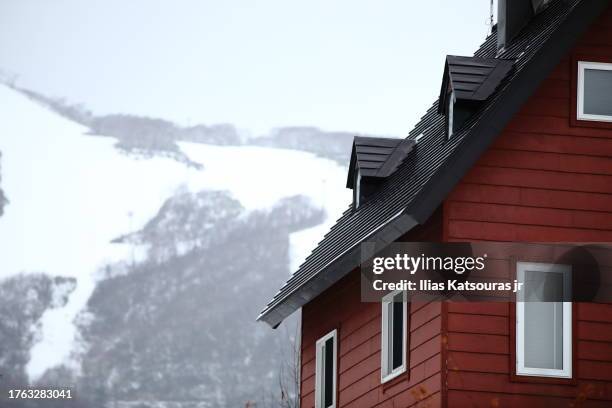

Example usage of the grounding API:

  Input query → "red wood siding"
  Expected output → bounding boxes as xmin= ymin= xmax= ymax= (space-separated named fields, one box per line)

xmin=300 ymin=272 xmax=444 ymax=408
xmin=300 ymin=209 xmax=443 ymax=408
xmin=443 ymin=6 xmax=612 ymax=407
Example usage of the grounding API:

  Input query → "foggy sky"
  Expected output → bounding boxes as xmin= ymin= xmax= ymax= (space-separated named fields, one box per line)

xmin=0 ymin=0 xmax=494 ymax=136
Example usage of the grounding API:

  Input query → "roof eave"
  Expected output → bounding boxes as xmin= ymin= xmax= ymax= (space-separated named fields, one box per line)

xmin=257 ymin=210 xmax=418 ymax=327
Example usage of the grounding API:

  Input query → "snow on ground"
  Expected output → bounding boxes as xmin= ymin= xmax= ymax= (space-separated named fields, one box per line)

xmin=177 ymin=142 xmax=351 ymax=272
xmin=0 ymin=84 xmax=350 ymax=381
xmin=177 ymin=142 xmax=347 ymax=212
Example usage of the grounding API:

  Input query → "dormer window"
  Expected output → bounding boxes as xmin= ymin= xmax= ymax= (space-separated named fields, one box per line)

xmin=447 ymin=91 xmax=455 ymax=138
xmin=346 ymin=137 xmax=416 ymax=210
xmin=577 ymin=61 xmax=612 ymax=122
xmin=354 ymin=169 xmax=361 ymax=208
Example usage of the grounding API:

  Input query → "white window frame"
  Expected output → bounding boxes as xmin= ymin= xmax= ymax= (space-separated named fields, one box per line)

xmin=355 ymin=169 xmax=361 ymax=209
xmin=381 ymin=290 xmax=408 ymax=383
xmin=447 ymin=90 xmax=455 ymax=138
xmin=516 ymin=262 xmax=572 ymax=378
xmin=577 ymin=61 xmax=612 ymax=123
xmin=315 ymin=329 xmax=337 ymax=408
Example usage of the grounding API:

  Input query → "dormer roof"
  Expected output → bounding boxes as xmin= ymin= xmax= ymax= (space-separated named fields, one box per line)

xmin=438 ymin=56 xmax=515 ymax=114
xmin=346 ymin=137 xmax=416 ymax=189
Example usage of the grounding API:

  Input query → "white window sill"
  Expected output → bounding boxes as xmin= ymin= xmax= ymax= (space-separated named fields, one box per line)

xmin=577 ymin=113 xmax=612 ymax=123
xmin=381 ymin=365 xmax=407 ymax=384
xmin=516 ymin=368 xmax=572 ymax=379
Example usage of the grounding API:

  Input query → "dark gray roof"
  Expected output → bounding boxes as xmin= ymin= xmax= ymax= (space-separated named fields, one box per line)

xmin=438 ymin=56 xmax=515 ymax=113
xmin=346 ymin=137 xmax=416 ymax=188
xmin=258 ymin=0 xmax=610 ymax=328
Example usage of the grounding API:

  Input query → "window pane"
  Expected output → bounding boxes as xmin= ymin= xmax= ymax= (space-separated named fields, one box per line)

xmin=583 ymin=68 xmax=612 ymax=116
xmin=524 ymin=302 xmax=563 ymax=369
xmin=386 ymin=302 xmax=393 ymax=372
xmin=524 ymin=271 xmax=564 ymax=370
xmin=324 ymin=338 xmax=334 ymax=407
xmin=524 ymin=271 xmax=563 ymax=302
xmin=392 ymin=296 xmax=404 ymax=370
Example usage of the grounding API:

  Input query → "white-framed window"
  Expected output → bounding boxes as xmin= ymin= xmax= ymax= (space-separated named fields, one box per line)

xmin=315 ymin=329 xmax=337 ymax=408
xmin=516 ymin=262 xmax=572 ymax=378
xmin=381 ymin=290 xmax=408 ymax=383
xmin=447 ymin=91 xmax=455 ymax=138
xmin=577 ymin=61 xmax=612 ymax=122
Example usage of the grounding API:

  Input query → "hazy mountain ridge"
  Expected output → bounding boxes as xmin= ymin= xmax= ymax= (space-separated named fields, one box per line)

xmin=12 ymin=85 xmax=386 ymax=165
xmin=251 ymin=126 xmax=361 ymax=165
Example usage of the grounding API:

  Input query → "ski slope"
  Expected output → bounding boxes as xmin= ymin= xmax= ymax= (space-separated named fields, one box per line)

xmin=0 ymin=84 xmax=350 ymax=381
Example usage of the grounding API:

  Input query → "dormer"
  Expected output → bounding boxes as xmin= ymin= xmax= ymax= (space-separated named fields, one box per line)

xmin=498 ymin=0 xmax=554 ymax=51
xmin=347 ymin=137 xmax=415 ymax=209
xmin=438 ymin=55 xmax=514 ymax=138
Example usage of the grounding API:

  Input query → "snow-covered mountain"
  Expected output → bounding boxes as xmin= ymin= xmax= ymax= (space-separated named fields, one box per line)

xmin=0 ymin=84 xmax=378 ymax=407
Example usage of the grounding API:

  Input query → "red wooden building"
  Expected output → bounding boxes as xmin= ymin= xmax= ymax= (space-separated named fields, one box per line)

xmin=259 ymin=0 xmax=612 ymax=406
